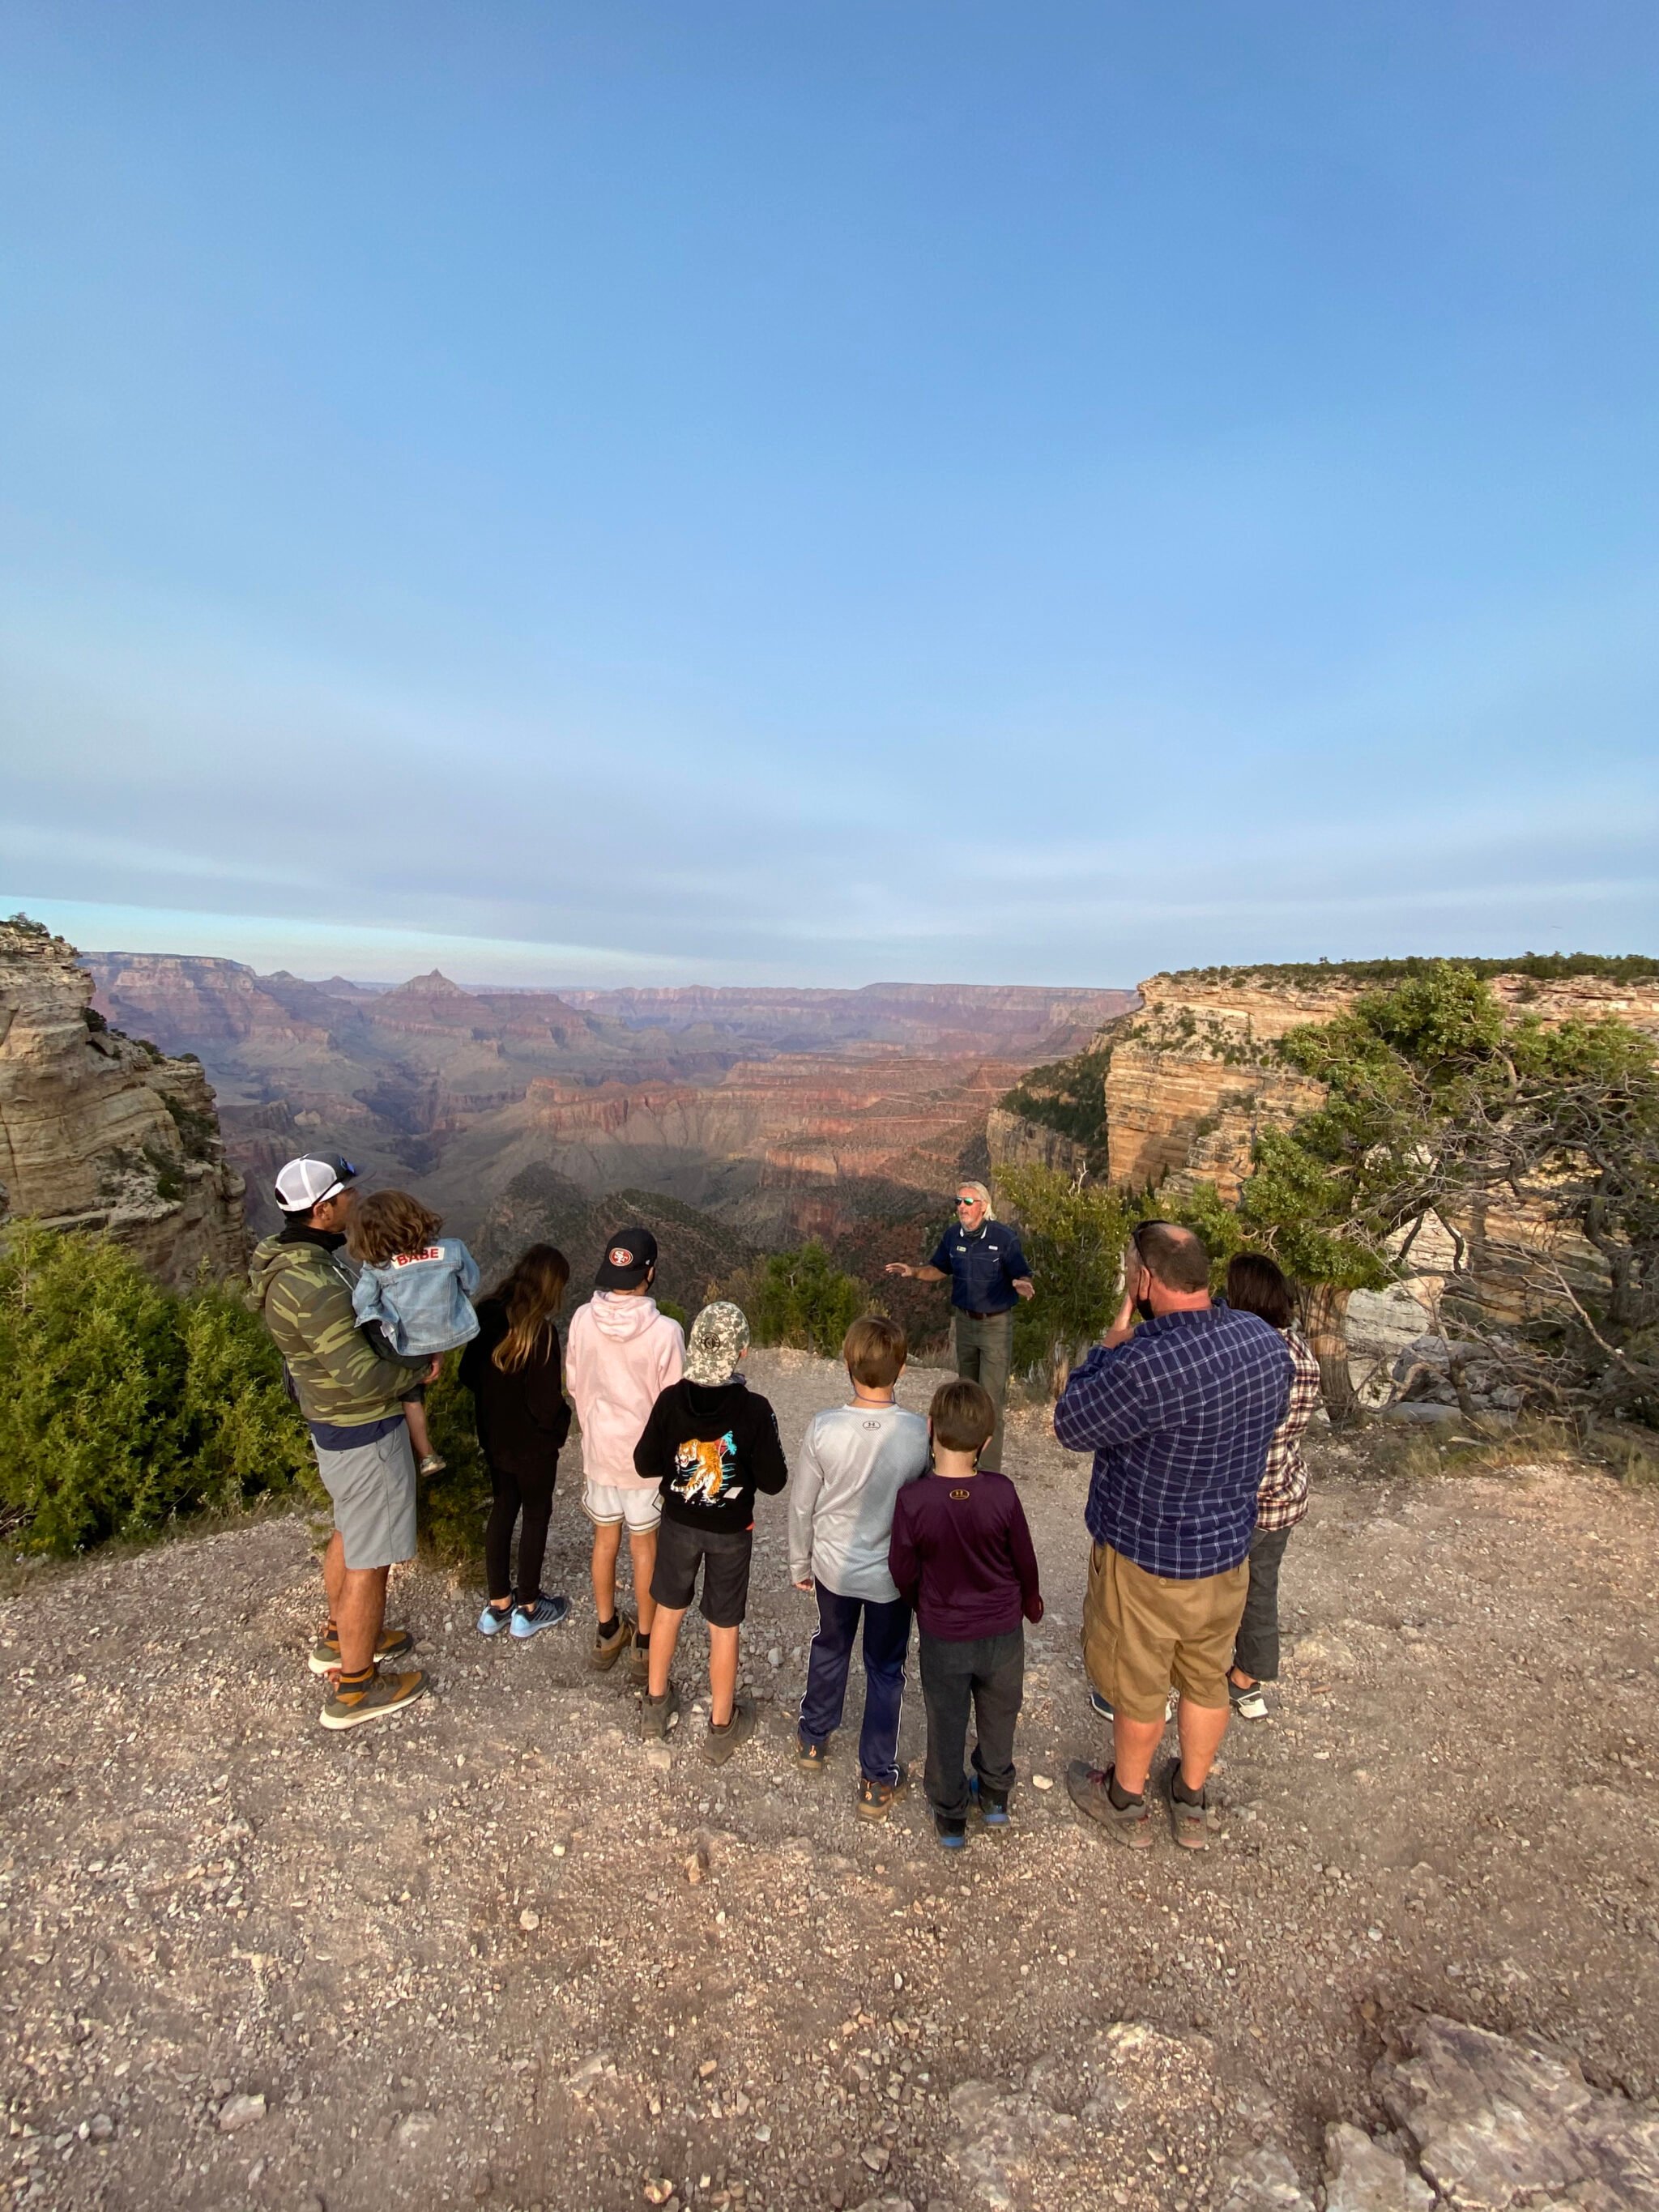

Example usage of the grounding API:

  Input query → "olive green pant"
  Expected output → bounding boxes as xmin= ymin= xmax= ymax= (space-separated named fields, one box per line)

xmin=953 ymin=1307 xmax=1014 ymax=1473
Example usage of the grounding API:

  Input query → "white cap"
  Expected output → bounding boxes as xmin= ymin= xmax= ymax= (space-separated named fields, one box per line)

xmin=274 ymin=1153 xmax=358 ymax=1213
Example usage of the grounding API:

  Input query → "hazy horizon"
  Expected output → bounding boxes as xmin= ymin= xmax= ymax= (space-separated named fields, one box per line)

xmin=5 ymin=5 xmax=1657 ymax=984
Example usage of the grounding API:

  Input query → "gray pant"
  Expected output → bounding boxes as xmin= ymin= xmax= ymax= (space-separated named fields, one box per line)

xmin=953 ymin=1307 xmax=1014 ymax=1473
xmin=1234 ymin=1524 xmax=1293 ymax=1681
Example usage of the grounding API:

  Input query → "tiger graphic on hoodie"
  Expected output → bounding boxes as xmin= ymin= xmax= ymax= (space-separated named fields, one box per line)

xmin=671 ymin=1431 xmax=738 ymax=1507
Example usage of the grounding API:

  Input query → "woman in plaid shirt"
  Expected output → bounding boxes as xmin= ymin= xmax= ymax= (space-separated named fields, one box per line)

xmin=1224 ymin=1255 xmax=1323 ymax=1720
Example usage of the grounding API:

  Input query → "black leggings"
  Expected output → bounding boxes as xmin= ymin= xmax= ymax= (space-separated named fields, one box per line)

xmin=484 ymin=1455 xmax=559 ymax=1605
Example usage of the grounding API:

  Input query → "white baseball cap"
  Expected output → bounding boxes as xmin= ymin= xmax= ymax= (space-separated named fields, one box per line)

xmin=274 ymin=1153 xmax=360 ymax=1213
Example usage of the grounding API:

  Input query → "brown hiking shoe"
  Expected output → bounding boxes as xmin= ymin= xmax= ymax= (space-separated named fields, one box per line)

xmin=320 ymin=1669 xmax=427 ymax=1731
xmin=640 ymin=1683 xmax=680 ymax=1741
xmin=309 ymin=1625 xmax=415 ymax=1677
xmin=625 ymin=1634 xmax=652 ymax=1687
xmin=589 ymin=1613 xmax=636 ymax=1673
xmin=702 ymin=1696 xmax=759 ymax=1767
xmin=856 ymin=1764 xmax=910 ymax=1820
xmin=1065 ymin=1760 xmax=1154 ymax=1848
xmin=1161 ymin=1760 xmax=1221 ymax=1849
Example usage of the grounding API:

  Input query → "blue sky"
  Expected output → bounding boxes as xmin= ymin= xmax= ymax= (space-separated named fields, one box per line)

xmin=2 ymin=2 xmax=1655 ymax=986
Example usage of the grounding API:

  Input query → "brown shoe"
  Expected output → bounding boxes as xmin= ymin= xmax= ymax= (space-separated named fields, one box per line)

xmin=309 ymin=1625 xmax=414 ymax=1677
xmin=856 ymin=1764 xmax=910 ymax=1821
xmin=1065 ymin=1760 xmax=1154 ymax=1848
xmin=589 ymin=1612 xmax=636 ymax=1673
xmin=702 ymin=1696 xmax=759 ymax=1766
xmin=625 ymin=1634 xmax=652 ymax=1687
xmin=320 ymin=1668 xmax=427 ymax=1731
xmin=641 ymin=1683 xmax=681 ymax=1741
xmin=1161 ymin=1760 xmax=1220 ymax=1849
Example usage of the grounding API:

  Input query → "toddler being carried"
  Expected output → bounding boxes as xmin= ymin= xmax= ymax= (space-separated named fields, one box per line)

xmin=348 ymin=1190 xmax=480 ymax=1476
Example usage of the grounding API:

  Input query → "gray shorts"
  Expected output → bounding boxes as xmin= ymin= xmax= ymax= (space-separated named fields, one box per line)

xmin=313 ymin=1423 xmax=418 ymax=1570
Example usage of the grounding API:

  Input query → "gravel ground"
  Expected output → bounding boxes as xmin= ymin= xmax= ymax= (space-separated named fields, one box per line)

xmin=3 ymin=1347 xmax=1657 ymax=2212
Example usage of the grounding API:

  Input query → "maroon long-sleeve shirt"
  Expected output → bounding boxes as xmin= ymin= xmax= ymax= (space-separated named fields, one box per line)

xmin=888 ymin=1470 xmax=1043 ymax=1640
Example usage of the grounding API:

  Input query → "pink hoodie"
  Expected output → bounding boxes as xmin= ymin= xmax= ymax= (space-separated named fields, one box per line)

xmin=565 ymin=1293 xmax=686 ymax=1490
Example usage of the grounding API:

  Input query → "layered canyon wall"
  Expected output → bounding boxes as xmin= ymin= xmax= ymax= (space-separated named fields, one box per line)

xmin=1 ymin=924 xmax=248 ymax=1288
xmin=85 ymin=954 xmax=1124 ymax=1243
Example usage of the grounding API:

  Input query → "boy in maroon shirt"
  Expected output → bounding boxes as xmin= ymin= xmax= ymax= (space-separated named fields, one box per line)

xmin=888 ymin=1379 xmax=1043 ymax=1849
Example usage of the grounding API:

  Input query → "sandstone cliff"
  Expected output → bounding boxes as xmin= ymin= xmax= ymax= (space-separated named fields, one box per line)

xmin=1103 ymin=973 xmax=1352 ymax=1199
xmin=1094 ymin=966 xmax=1659 ymax=1328
xmin=985 ymin=1106 xmax=1094 ymax=1183
xmin=0 ymin=921 xmax=248 ymax=1287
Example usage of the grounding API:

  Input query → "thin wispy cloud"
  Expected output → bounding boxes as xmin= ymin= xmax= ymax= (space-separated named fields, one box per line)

xmin=2 ymin=2 xmax=1655 ymax=984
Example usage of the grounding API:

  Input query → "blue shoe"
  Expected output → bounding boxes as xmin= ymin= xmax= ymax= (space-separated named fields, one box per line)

xmin=510 ymin=1593 xmax=572 ymax=1639
xmin=935 ymin=1816 xmax=967 ymax=1852
xmin=968 ymin=1775 xmax=1010 ymax=1827
xmin=477 ymin=1600 xmax=514 ymax=1638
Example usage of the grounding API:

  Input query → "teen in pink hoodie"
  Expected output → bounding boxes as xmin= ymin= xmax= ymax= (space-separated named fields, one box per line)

xmin=565 ymin=1227 xmax=685 ymax=1678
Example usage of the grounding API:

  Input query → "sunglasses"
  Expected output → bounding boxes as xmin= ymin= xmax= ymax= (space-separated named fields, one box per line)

xmin=955 ymin=1196 xmax=981 ymax=1208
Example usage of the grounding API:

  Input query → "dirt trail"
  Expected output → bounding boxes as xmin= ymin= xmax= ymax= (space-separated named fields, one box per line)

xmin=3 ymin=1348 xmax=1657 ymax=2211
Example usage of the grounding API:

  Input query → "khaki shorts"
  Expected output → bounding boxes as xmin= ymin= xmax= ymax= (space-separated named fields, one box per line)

xmin=1082 ymin=1541 xmax=1248 ymax=1722
xmin=582 ymin=1481 xmax=663 ymax=1533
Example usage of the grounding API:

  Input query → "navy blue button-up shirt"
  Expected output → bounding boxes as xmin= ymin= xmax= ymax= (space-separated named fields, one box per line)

xmin=927 ymin=1218 xmax=1031 ymax=1316
xmin=1053 ymin=1306 xmax=1294 ymax=1579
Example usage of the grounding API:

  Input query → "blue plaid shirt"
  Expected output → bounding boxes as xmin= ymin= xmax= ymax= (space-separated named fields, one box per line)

xmin=1054 ymin=1307 xmax=1294 ymax=1579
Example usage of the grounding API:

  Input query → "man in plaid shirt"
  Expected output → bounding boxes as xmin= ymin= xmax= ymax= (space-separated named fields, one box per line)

xmin=1053 ymin=1221 xmax=1292 ymax=1850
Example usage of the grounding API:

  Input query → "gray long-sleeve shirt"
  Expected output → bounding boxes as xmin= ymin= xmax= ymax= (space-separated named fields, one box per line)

xmin=787 ymin=1401 xmax=932 ymax=1603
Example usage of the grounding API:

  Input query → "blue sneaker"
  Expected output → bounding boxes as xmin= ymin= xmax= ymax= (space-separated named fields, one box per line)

xmin=510 ymin=1593 xmax=572 ymax=1639
xmin=1089 ymin=1688 xmax=1115 ymax=1720
xmin=968 ymin=1775 xmax=1010 ymax=1826
xmin=935 ymin=1816 xmax=967 ymax=1852
xmin=477 ymin=1600 xmax=514 ymax=1638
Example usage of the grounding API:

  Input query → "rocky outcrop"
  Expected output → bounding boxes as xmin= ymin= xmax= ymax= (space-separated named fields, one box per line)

xmin=985 ymin=1105 xmax=1093 ymax=1184
xmin=1103 ymin=973 xmax=1356 ymax=1196
xmin=1 ymin=922 xmax=248 ymax=1287
xmin=937 ymin=2026 xmax=1659 ymax=2212
xmin=1094 ymin=970 xmax=1654 ymax=1334
xmin=938 ymin=2011 xmax=1659 ymax=2212
xmin=1105 ymin=968 xmax=1659 ymax=1203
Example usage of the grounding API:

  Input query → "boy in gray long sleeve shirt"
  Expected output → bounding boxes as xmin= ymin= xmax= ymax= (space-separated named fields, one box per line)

xmin=790 ymin=1318 xmax=931 ymax=1819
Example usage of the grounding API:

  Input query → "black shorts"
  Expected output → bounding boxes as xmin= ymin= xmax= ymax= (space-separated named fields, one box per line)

xmin=650 ymin=1517 xmax=753 ymax=1629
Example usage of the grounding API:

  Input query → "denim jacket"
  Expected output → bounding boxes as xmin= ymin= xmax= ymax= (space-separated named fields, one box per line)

xmin=351 ymin=1238 xmax=481 ymax=1357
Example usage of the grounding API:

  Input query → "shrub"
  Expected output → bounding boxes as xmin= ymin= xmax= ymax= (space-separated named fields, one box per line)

xmin=415 ymin=1364 xmax=493 ymax=1569
xmin=749 ymin=1242 xmax=868 ymax=1356
xmin=0 ymin=1223 xmax=312 ymax=1554
xmin=996 ymin=1163 xmax=1141 ymax=1392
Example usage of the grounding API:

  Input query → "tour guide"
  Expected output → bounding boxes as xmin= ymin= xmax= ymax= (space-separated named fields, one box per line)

xmin=885 ymin=1181 xmax=1034 ymax=1472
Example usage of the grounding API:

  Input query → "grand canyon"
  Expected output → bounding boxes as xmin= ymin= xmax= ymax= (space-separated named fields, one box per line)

xmin=81 ymin=953 xmax=1135 ymax=1294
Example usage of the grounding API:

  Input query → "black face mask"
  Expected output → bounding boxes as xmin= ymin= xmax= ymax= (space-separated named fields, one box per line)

xmin=1134 ymin=1295 xmax=1157 ymax=1323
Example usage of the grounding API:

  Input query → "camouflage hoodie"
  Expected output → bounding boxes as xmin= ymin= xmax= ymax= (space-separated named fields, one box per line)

xmin=250 ymin=1226 xmax=414 ymax=1430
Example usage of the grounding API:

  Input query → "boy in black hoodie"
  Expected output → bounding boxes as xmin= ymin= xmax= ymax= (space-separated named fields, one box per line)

xmin=632 ymin=1301 xmax=787 ymax=1762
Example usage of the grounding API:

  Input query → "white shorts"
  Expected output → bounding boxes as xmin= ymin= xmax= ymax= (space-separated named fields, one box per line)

xmin=582 ymin=1481 xmax=662 ymax=1533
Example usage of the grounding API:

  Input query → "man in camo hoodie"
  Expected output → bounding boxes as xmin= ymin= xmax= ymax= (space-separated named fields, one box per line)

xmin=251 ymin=1153 xmax=434 ymax=1731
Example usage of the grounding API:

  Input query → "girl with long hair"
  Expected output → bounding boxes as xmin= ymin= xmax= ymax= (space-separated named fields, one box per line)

xmin=458 ymin=1244 xmax=574 ymax=1639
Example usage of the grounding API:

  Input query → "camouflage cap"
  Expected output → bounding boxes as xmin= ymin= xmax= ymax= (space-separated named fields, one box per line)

xmin=684 ymin=1300 xmax=750 ymax=1387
